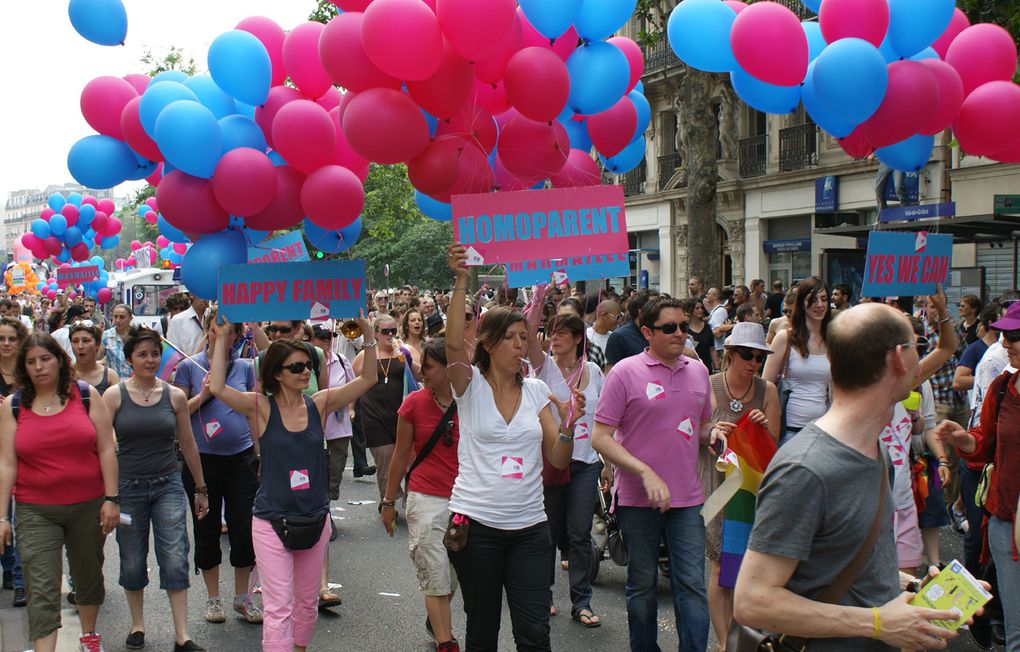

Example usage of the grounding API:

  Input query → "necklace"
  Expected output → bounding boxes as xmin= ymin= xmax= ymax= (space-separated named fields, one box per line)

xmin=431 ymin=390 xmax=452 ymax=411
xmin=380 ymin=357 xmax=393 ymax=384
xmin=133 ymin=378 xmax=157 ymax=402
xmin=723 ymin=373 xmax=752 ymax=413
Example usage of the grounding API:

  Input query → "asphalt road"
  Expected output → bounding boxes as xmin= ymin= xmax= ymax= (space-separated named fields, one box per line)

xmin=0 ymin=471 xmax=998 ymax=651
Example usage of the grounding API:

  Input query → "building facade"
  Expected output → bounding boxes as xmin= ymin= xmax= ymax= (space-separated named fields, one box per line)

xmin=3 ymin=184 xmax=114 ymax=260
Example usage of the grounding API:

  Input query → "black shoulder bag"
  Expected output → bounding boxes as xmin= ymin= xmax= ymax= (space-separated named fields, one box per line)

xmin=403 ymin=403 xmax=457 ymax=498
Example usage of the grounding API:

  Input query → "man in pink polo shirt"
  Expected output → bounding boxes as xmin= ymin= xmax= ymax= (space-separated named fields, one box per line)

xmin=592 ymin=296 xmax=722 ymax=652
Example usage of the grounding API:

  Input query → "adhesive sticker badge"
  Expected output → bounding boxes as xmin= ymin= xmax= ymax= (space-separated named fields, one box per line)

xmin=289 ymin=469 xmax=310 ymax=491
xmin=500 ymin=456 xmax=524 ymax=479
xmin=204 ymin=420 xmax=223 ymax=440
xmin=677 ymin=417 xmax=695 ymax=441
xmin=645 ymin=381 xmax=666 ymax=401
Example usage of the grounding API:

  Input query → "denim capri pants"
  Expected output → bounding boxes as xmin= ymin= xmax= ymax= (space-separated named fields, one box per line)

xmin=116 ymin=473 xmax=191 ymax=591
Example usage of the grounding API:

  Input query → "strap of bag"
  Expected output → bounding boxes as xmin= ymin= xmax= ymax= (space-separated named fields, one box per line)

xmin=405 ymin=403 xmax=457 ymax=486
xmin=779 ymin=329 xmax=793 ymax=380
xmin=12 ymin=380 xmax=90 ymax=420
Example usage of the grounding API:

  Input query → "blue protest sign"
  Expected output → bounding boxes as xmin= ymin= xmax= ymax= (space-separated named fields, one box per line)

xmin=218 ymin=259 xmax=366 ymax=322
xmin=505 ymin=253 xmax=630 ymax=288
xmin=247 ymin=230 xmax=310 ymax=264
xmin=861 ymin=231 xmax=952 ymax=298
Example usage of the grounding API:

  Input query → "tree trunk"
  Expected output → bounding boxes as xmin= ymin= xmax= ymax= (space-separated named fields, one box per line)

xmin=679 ymin=67 xmax=720 ymax=289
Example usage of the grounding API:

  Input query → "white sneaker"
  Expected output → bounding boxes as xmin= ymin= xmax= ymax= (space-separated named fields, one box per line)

xmin=204 ymin=597 xmax=226 ymax=623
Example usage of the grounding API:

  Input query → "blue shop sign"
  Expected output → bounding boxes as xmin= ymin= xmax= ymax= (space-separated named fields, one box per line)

xmin=880 ymin=202 xmax=956 ymax=223
xmin=763 ymin=238 xmax=811 ymax=254
xmin=815 ymin=176 xmax=838 ymax=212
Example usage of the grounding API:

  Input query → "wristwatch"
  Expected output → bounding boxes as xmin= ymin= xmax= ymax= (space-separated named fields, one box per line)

xmin=104 ymin=495 xmax=121 ymax=505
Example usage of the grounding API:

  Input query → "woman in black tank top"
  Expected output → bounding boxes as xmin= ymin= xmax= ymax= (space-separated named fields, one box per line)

xmin=208 ymin=315 xmax=378 ymax=652
xmin=69 ymin=321 xmax=119 ymax=395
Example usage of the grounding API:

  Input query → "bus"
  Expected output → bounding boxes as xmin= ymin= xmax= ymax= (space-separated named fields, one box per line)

xmin=114 ymin=267 xmax=182 ymax=333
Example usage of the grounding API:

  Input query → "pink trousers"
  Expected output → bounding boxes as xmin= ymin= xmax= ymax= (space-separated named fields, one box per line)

xmin=252 ymin=516 xmax=330 ymax=652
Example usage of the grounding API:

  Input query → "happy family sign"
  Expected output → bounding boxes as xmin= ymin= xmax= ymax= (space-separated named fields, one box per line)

xmin=217 ymin=259 xmax=366 ymax=322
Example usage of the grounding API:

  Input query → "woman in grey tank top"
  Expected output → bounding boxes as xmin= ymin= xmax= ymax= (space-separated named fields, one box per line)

xmin=102 ymin=327 xmax=208 ymax=652
xmin=70 ymin=321 xmax=119 ymax=395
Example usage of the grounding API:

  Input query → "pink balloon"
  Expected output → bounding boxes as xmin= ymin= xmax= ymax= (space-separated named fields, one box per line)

xmin=550 ymin=149 xmax=602 ymax=188
xmin=475 ymin=13 xmax=522 ymax=84
xmin=435 ymin=104 xmax=498 ymax=154
xmin=731 ymin=2 xmax=808 ymax=87
xmin=335 ymin=0 xmax=373 ymax=9
xmin=146 ymin=164 xmax=163 ymax=188
xmin=436 ymin=0 xmax=517 ymax=62
xmin=115 ymin=258 xmax=126 ymax=269
xmin=471 ymin=80 xmax=511 ymax=115
xmin=407 ymin=41 xmax=474 ymax=119
xmin=316 ymin=87 xmax=342 ymax=112
xmin=246 ymin=166 xmax=306 ymax=232
xmin=172 ymin=243 xmax=189 ymax=254
xmin=724 ymin=0 xmax=747 ymax=14
xmin=40 ymin=208 xmax=55 ymax=221
xmin=91 ymin=212 xmax=109 ymax=234
xmin=491 ymin=153 xmax=532 ymax=192
xmin=130 ymin=240 xmax=142 ymax=251
xmin=60 ymin=204 xmax=80 ymax=226
xmin=97 ymin=287 xmax=112 ymax=304
xmin=945 ymin=24 xmax=1019 ymax=97
xmin=362 ymin=0 xmax=444 ymax=81
xmin=319 ymin=11 xmax=402 ymax=93
xmin=283 ymin=22 xmax=333 ymax=99
xmin=102 ymin=217 xmax=123 ymax=237
xmin=519 ymin=10 xmax=578 ymax=62
xmin=272 ymin=100 xmax=336 ymax=174
xmin=236 ymin=16 xmax=287 ymax=87
xmin=819 ymin=0 xmax=889 ymax=47
xmin=916 ymin=60 xmax=964 ymax=136
xmin=342 ymin=88 xmax=430 ymax=164
xmin=607 ymin=37 xmax=644 ymax=93
xmin=82 ymin=196 xmax=98 ymax=208
xmin=862 ymin=61 xmax=938 ymax=148
xmin=156 ymin=171 xmax=230 ymax=235
xmin=496 ymin=111 xmax=570 ymax=182
xmin=81 ymin=76 xmax=138 ymax=139
xmin=328 ymin=108 xmax=371 ymax=181
xmin=504 ymin=47 xmax=570 ymax=122
xmin=989 ymin=137 xmax=1020 ymax=163
xmin=156 ymin=235 xmax=169 ymax=248
xmin=145 ymin=197 xmax=157 ymax=210
xmin=447 ymin=144 xmax=495 ymax=197
xmin=70 ymin=244 xmax=91 ymax=262
xmin=213 ymin=148 xmax=278 ymax=216
xmin=98 ymin=199 xmax=116 ymax=215
xmin=45 ymin=289 xmax=57 ymax=300
xmin=121 ymin=96 xmax=163 ymax=161
xmin=587 ymin=97 xmax=638 ymax=157
xmin=21 ymin=234 xmax=42 ymax=250
xmin=955 ymin=81 xmax=1020 ymax=156
xmin=123 ymin=73 xmax=150 ymax=95
xmin=126 ymin=257 xmax=137 ymax=267
xmin=931 ymin=8 xmax=970 ymax=60
xmin=301 ymin=165 xmax=365 ymax=230
xmin=254 ymin=86 xmax=303 ymax=149
xmin=407 ymin=140 xmax=459 ymax=195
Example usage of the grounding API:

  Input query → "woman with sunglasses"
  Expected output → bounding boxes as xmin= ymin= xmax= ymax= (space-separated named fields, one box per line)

xmin=380 ymin=339 xmax=460 ymax=651
xmin=0 ymin=318 xmax=28 ymax=608
xmin=71 ymin=321 xmax=119 ymax=396
xmin=208 ymin=314 xmax=376 ymax=652
xmin=445 ymin=244 xmax=582 ymax=651
xmin=700 ymin=322 xmax=779 ymax=649
xmin=683 ymin=298 xmax=717 ymax=371
xmin=353 ymin=316 xmax=409 ymax=504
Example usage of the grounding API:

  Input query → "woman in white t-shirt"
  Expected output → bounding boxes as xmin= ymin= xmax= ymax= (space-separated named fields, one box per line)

xmin=445 ymin=245 xmax=582 ymax=652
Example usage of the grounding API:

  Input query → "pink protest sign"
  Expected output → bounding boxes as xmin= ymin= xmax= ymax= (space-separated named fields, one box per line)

xmin=56 ymin=265 xmax=99 ymax=288
xmin=452 ymin=185 xmax=628 ymax=265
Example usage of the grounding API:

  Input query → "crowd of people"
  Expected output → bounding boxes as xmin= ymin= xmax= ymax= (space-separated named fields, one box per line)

xmin=0 ymin=254 xmax=1015 ymax=652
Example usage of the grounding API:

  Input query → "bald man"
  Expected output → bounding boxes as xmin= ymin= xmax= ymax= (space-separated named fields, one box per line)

xmin=587 ymin=299 xmax=622 ymax=351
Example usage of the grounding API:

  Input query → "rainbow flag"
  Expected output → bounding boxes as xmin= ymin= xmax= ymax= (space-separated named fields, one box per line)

xmin=719 ymin=412 xmax=777 ymax=588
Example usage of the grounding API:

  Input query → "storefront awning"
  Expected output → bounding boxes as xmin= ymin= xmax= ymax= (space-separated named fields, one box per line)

xmin=814 ymin=213 xmax=1020 ymax=243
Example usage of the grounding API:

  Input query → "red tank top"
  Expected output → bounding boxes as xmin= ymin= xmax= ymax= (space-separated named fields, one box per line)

xmin=14 ymin=385 xmax=104 ymax=505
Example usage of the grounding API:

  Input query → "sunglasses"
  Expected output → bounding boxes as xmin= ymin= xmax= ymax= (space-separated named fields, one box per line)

xmin=734 ymin=348 xmax=768 ymax=364
xmin=267 ymin=325 xmax=293 ymax=334
xmin=1003 ymin=329 xmax=1020 ymax=343
xmin=649 ymin=321 xmax=689 ymax=335
xmin=441 ymin=419 xmax=456 ymax=446
xmin=283 ymin=361 xmax=313 ymax=374
xmin=378 ymin=327 xmax=398 ymax=336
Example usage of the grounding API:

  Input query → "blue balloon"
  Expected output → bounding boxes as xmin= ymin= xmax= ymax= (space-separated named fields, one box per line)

xmin=667 ymin=0 xmax=738 ymax=73
xmin=875 ymin=133 xmax=934 ymax=172
xmin=220 ymin=115 xmax=267 ymax=153
xmin=169 ymin=251 xmax=185 ymax=265
xmin=813 ymin=38 xmax=888 ymax=124
xmin=267 ymin=150 xmax=287 ymax=166
xmin=64 ymin=226 xmax=84 ymax=248
xmin=414 ymin=192 xmax=452 ymax=221
xmin=90 ymin=256 xmax=104 ymax=267
xmin=31 ymin=219 xmax=50 ymax=240
xmin=66 ymin=193 xmax=83 ymax=207
xmin=519 ymin=0 xmax=583 ymax=39
xmin=303 ymin=217 xmax=362 ymax=253
xmin=47 ymin=193 xmax=66 ymax=212
xmin=878 ymin=36 xmax=901 ymax=63
xmin=629 ymin=91 xmax=651 ymax=141
xmin=601 ymin=136 xmax=645 ymax=173
xmin=150 ymin=70 xmax=189 ymax=86
xmin=154 ymin=100 xmax=223 ymax=179
xmin=236 ymin=102 xmax=256 ymax=119
xmin=244 ymin=228 xmax=270 ymax=244
xmin=139 ymin=81 xmax=199 ymax=138
xmin=67 ymin=135 xmax=138 ymax=189
xmin=208 ymin=30 xmax=272 ymax=107
xmin=158 ymin=213 xmax=190 ymax=244
xmin=566 ymin=41 xmax=630 ymax=115
xmin=422 ymin=110 xmax=438 ymax=138
xmin=180 ymin=230 xmax=247 ymax=300
xmin=57 ymin=248 xmax=72 ymax=263
xmin=802 ymin=61 xmax=856 ymax=138
xmin=126 ymin=156 xmax=158 ymax=181
xmin=184 ymin=75 xmax=238 ymax=119
xmin=78 ymin=203 xmax=97 ymax=225
xmin=633 ymin=80 xmax=644 ymax=94
xmin=909 ymin=47 xmax=939 ymax=61
xmin=68 ymin=0 xmax=127 ymax=46
xmin=731 ymin=68 xmax=801 ymax=115
xmin=558 ymin=115 xmax=593 ymax=152
xmin=84 ymin=229 xmax=96 ymax=241
xmin=137 ymin=205 xmax=151 ymax=217
xmin=802 ymin=22 xmax=826 ymax=62
xmin=100 ymin=235 xmax=120 ymax=250
xmin=888 ymin=0 xmax=954 ymax=59
xmin=575 ymin=0 xmax=638 ymax=41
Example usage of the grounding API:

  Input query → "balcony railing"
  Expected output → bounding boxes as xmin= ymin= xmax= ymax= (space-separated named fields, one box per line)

xmin=657 ymin=152 xmax=683 ymax=190
xmin=752 ymin=0 xmax=815 ymax=20
xmin=643 ymin=39 xmax=682 ymax=75
xmin=738 ymin=135 xmax=767 ymax=178
xmin=622 ymin=162 xmax=646 ymax=196
xmin=779 ymin=123 xmax=818 ymax=172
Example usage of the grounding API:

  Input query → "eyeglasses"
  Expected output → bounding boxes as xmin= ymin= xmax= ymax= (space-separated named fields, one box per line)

xmin=734 ymin=348 xmax=768 ymax=363
xmin=379 ymin=328 xmax=398 ymax=336
xmin=1003 ymin=329 xmax=1020 ymax=343
xmin=611 ymin=312 xmax=624 ymax=322
xmin=649 ymin=321 xmax=689 ymax=335
xmin=283 ymin=361 xmax=313 ymax=374
xmin=267 ymin=325 xmax=293 ymax=334
xmin=889 ymin=337 xmax=929 ymax=352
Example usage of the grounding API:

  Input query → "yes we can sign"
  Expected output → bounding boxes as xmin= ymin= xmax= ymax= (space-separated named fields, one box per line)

xmin=861 ymin=231 xmax=952 ymax=298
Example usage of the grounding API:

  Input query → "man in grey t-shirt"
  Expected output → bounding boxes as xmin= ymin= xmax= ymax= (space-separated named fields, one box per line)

xmin=734 ymin=303 xmax=965 ymax=650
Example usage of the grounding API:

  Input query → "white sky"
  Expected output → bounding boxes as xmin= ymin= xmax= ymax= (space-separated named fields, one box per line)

xmin=0 ymin=1 xmax=315 ymax=201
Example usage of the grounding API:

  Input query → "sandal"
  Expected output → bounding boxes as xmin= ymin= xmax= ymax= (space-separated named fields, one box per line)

xmin=572 ymin=609 xmax=601 ymax=628
xmin=550 ymin=604 xmax=558 ymax=617
xmin=318 ymin=589 xmax=342 ymax=609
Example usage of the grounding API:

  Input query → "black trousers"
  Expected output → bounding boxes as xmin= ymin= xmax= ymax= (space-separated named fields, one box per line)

xmin=350 ymin=410 xmax=370 ymax=469
xmin=182 ymin=448 xmax=258 ymax=570
xmin=448 ymin=520 xmax=552 ymax=652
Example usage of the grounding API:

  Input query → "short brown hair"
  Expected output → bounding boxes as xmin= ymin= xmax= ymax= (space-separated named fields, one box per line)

xmin=638 ymin=296 xmax=685 ymax=329
xmin=260 ymin=340 xmax=311 ymax=395
xmin=827 ymin=304 xmax=912 ymax=391
xmin=471 ymin=306 xmax=525 ymax=383
xmin=547 ymin=314 xmax=585 ymax=359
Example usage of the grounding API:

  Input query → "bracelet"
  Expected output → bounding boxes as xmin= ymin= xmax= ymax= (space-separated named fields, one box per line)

xmin=195 ymin=485 xmax=209 ymax=495
xmin=938 ymin=461 xmax=950 ymax=468
xmin=558 ymin=430 xmax=574 ymax=443
xmin=939 ymin=316 xmax=952 ymax=325
xmin=871 ymin=607 xmax=882 ymax=639
xmin=452 ymin=286 xmax=468 ymax=292
xmin=381 ymin=499 xmax=396 ymax=508
xmin=362 ymin=340 xmax=378 ymax=347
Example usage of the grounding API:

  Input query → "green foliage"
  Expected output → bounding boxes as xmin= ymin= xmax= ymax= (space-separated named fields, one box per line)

xmin=309 ymin=0 xmax=339 ymax=24
xmin=633 ymin=0 xmax=674 ymax=46
xmin=140 ymin=46 xmax=198 ymax=75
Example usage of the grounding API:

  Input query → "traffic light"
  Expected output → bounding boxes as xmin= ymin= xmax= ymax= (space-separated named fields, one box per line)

xmin=315 ymin=251 xmax=324 ymax=259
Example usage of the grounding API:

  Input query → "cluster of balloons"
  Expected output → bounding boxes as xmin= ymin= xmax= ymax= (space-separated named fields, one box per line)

xmin=23 ymin=193 xmax=121 ymax=264
xmin=667 ymin=0 xmax=1020 ymax=171
xmin=68 ymin=0 xmax=127 ymax=47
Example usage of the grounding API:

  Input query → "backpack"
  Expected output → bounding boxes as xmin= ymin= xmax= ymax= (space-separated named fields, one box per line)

xmin=11 ymin=379 xmax=91 ymax=420
xmin=975 ymin=369 xmax=1015 ymax=508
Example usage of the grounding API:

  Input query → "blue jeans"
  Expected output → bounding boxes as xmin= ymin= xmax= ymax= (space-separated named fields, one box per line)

xmin=116 ymin=473 xmax=191 ymax=591
xmin=988 ymin=517 xmax=1019 ymax=652
xmin=958 ymin=461 xmax=983 ymax=575
xmin=545 ymin=461 xmax=602 ymax=614
xmin=617 ymin=506 xmax=710 ymax=652
xmin=1 ymin=499 xmax=24 ymax=589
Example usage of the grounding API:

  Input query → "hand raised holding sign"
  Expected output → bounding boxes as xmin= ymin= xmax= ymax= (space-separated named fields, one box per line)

xmin=447 ymin=243 xmax=469 ymax=280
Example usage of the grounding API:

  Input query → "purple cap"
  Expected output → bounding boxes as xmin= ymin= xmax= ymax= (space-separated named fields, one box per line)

xmin=991 ymin=301 xmax=1020 ymax=332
